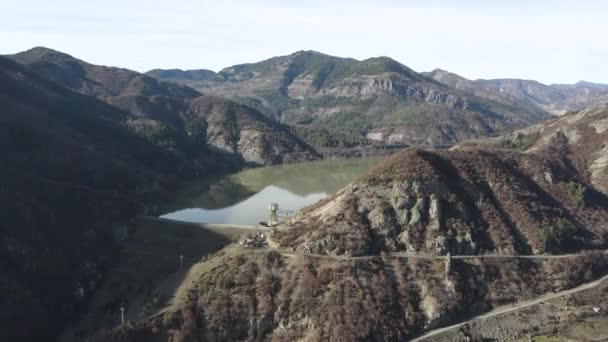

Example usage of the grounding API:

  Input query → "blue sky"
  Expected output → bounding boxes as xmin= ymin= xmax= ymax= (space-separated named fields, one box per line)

xmin=1 ymin=0 xmax=606 ymax=84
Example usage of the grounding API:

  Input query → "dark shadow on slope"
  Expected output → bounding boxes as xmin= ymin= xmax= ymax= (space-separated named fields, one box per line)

xmin=58 ymin=217 xmax=235 ymax=342
xmin=488 ymin=152 xmax=595 ymax=251
xmin=419 ymin=151 xmax=499 ymax=254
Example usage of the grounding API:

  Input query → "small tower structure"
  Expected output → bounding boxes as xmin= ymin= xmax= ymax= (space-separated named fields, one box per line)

xmin=269 ymin=203 xmax=279 ymax=226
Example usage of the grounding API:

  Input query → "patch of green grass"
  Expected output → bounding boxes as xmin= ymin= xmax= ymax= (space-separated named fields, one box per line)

xmin=496 ymin=132 xmax=540 ymax=151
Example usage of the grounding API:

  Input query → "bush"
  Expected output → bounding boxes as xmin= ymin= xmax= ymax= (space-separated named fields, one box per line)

xmin=541 ymin=219 xmax=578 ymax=253
xmin=496 ymin=132 xmax=540 ymax=150
xmin=566 ymin=181 xmax=586 ymax=207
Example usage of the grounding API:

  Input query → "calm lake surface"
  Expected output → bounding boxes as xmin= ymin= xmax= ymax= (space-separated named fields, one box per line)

xmin=161 ymin=157 xmax=382 ymax=225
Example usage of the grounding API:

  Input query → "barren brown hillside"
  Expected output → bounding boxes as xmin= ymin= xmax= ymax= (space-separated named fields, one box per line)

xmin=469 ymin=104 xmax=608 ymax=196
xmin=95 ymin=248 xmax=608 ymax=342
xmin=273 ymin=148 xmax=608 ymax=256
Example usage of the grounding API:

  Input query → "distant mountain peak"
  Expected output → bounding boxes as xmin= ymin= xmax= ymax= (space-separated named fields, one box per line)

xmin=149 ymin=50 xmax=550 ymax=147
xmin=429 ymin=68 xmax=449 ymax=74
xmin=26 ymin=46 xmax=71 ymax=56
xmin=361 ymin=55 xmax=399 ymax=64
xmin=13 ymin=46 xmax=76 ymax=63
xmin=292 ymin=50 xmax=325 ymax=56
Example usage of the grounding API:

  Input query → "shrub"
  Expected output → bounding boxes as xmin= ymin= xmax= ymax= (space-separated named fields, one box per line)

xmin=541 ymin=219 xmax=578 ymax=253
xmin=565 ymin=181 xmax=586 ymax=207
xmin=496 ymin=132 xmax=540 ymax=150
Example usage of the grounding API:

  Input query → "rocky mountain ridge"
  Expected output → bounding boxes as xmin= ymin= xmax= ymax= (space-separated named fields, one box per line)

xmin=427 ymin=68 xmax=608 ymax=115
xmin=6 ymin=47 xmax=608 ymax=342
xmin=147 ymin=50 xmax=550 ymax=147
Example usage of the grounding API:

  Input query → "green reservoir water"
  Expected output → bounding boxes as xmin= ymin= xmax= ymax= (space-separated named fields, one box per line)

xmin=161 ymin=157 xmax=382 ymax=225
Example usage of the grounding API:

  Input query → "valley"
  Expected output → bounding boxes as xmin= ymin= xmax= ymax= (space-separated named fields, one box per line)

xmin=91 ymin=120 xmax=608 ymax=341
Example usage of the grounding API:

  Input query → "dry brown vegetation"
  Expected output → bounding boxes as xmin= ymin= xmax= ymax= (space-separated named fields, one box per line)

xmin=470 ymin=104 xmax=608 ymax=196
xmin=97 ymin=250 xmax=608 ymax=342
xmin=273 ymin=147 xmax=608 ymax=256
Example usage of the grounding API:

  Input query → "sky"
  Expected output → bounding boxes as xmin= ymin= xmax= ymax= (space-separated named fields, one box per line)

xmin=1 ymin=0 xmax=607 ymax=84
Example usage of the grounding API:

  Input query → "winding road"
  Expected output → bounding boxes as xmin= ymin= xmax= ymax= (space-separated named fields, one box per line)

xmin=265 ymin=245 xmax=608 ymax=341
xmin=410 ymin=272 xmax=608 ymax=341
xmin=272 ymin=248 xmax=607 ymax=261
xmin=147 ymin=216 xmax=608 ymax=340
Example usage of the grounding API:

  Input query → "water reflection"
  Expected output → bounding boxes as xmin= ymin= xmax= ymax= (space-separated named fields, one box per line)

xmin=161 ymin=157 xmax=382 ymax=225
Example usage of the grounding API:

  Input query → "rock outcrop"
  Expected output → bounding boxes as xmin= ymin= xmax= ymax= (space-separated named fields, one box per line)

xmin=272 ymin=148 xmax=608 ymax=256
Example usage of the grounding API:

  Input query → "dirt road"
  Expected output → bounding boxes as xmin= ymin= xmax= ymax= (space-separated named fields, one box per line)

xmin=410 ymin=273 xmax=608 ymax=341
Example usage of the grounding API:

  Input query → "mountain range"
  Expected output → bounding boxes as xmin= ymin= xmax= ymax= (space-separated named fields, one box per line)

xmin=427 ymin=69 xmax=608 ymax=115
xmin=149 ymin=51 xmax=608 ymax=147
xmin=2 ymin=46 xmax=608 ymax=341
xmin=8 ymin=47 xmax=320 ymax=166
xmin=147 ymin=50 xmax=551 ymax=147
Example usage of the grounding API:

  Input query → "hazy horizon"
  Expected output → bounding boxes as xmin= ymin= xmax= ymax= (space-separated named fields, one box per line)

xmin=2 ymin=0 xmax=607 ymax=84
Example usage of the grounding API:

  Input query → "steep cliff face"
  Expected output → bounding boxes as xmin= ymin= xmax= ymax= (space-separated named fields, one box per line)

xmin=147 ymin=51 xmax=550 ymax=147
xmin=318 ymin=74 xmax=469 ymax=109
xmin=272 ymin=148 xmax=608 ymax=256
xmin=8 ymin=47 xmax=320 ymax=165
xmin=425 ymin=69 xmax=548 ymax=116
